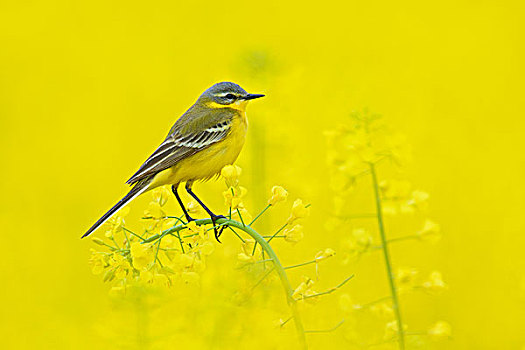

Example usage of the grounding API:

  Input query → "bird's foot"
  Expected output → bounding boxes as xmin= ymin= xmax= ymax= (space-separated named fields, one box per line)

xmin=185 ymin=215 xmax=196 ymax=224
xmin=211 ymin=214 xmax=228 ymax=243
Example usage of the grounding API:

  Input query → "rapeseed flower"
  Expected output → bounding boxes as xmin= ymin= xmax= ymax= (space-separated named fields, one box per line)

xmin=417 ymin=219 xmax=442 ymax=244
xmin=268 ymin=185 xmax=288 ymax=206
xmin=283 ymin=224 xmax=304 ymax=244
xmin=422 ymin=271 xmax=448 ymax=294
xmin=130 ymin=242 xmax=154 ymax=270
xmin=221 ymin=164 xmax=242 ymax=187
xmin=428 ymin=321 xmax=452 ymax=340
xmin=287 ymin=199 xmax=310 ymax=224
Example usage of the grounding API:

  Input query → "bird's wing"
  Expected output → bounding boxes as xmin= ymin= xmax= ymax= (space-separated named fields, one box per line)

xmin=126 ymin=109 xmax=234 ymax=185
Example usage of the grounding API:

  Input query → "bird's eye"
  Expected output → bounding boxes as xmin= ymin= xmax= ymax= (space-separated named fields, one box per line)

xmin=224 ymin=93 xmax=236 ymax=100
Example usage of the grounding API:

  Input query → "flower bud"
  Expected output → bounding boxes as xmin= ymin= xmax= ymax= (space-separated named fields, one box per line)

xmin=283 ymin=224 xmax=304 ymax=244
xmin=287 ymin=199 xmax=310 ymax=224
xmin=268 ymin=185 xmax=288 ymax=206
xmin=92 ymin=238 xmax=106 ymax=246
xmin=315 ymin=248 xmax=336 ymax=261
xmin=221 ymin=165 xmax=242 ymax=187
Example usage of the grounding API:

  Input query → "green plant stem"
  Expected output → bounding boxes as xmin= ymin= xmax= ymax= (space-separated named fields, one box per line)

xmin=249 ymin=204 xmax=271 ymax=226
xmin=304 ymin=319 xmax=345 ymax=334
xmin=301 ymin=275 xmax=354 ymax=299
xmin=357 ymin=295 xmax=392 ymax=310
xmin=370 ymin=163 xmax=405 ymax=350
xmin=267 ymin=223 xmax=288 ymax=243
xmin=143 ymin=218 xmax=307 ymax=349
xmin=284 ymin=259 xmax=318 ymax=270
xmin=387 ymin=234 xmax=419 ymax=244
xmin=123 ymin=227 xmax=145 ymax=241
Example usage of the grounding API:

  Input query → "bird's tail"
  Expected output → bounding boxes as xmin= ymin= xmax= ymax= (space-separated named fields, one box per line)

xmin=82 ymin=178 xmax=152 ymax=238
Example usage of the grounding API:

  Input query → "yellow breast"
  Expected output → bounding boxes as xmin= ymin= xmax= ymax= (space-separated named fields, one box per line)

xmin=149 ymin=110 xmax=248 ymax=188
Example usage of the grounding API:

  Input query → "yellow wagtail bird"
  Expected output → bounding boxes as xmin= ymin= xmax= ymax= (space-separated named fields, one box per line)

xmin=82 ymin=82 xmax=264 ymax=240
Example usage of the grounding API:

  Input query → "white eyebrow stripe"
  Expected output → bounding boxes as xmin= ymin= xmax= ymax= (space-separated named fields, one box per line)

xmin=216 ymin=92 xmax=237 ymax=97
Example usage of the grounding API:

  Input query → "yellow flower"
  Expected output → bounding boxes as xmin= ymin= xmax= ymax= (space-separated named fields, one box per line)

xmin=379 ymin=179 xmax=412 ymax=200
xmin=151 ymin=186 xmax=171 ymax=207
xmin=153 ymin=272 xmax=171 ymax=287
xmin=283 ymin=224 xmax=304 ymax=244
xmin=409 ymin=190 xmax=429 ymax=206
xmin=384 ymin=321 xmax=408 ymax=339
xmin=221 ymin=164 xmax=242 ymax=187
xmin=428 ymin=321 xmax=452 ymax=340
xmin=237 ymin=252 xmax=256 ymax=263
xmin=185 ymin=221 xmax=206 ymax=239
xmin=287 ymin=199 xmax=310 ymax=224
xmin=370 ymin=302 xmax=394 ymax=319
xmin=302 ymin=289 xmax=320 ymax=304
xmin=223 ymin=186 xmax=248 ymax=209
xmin=240 ymin=239 xmax=259 ymax=257
xmin=186 ymin=200 xmax=202 ymax=215
xmin=169 ymin=252 xmax=195 ymax=272
xmin=142 ymin=202 xmax=166 ymax=232
xmin=292 ymin=277 xmax=316 ymax=301
xmin=417 ymin=219 xmax=441 ymax=243
xmin=140 ymin=268 xmax=171 ymax=287
xmin=315 ymin=248 xmax=336 ymax=261
xmin=232 ymin=207 xmax=253 ymax=224
xmin=395 ymin=267 xmax=418 ymax=291
xmin=140 ymin=270 xmax=154 ymax=283
xmin=89 ymin=250 xmax=107 ymax=275
xmin=130 ymin=242 xmax=154 ymax=270
xmin=92 ymin=237 xmax=106 ymax=246
xmin=268 ymin=185 xmax=288 ymax=205
xmin=143 ymin=201 xmax=165 ymax=220
xmin=199 ymin=240 xmax=215 ymax=256
xmin=346 ymin=228 xmax=373 ymax=255
xmin=161 ymin=218 xmax=178 ymax=231
xmin=382 ymin=202 xmax=399 ymax=216
xmin=102 ymin=207 xmax=130 ymax=238
xmin=109 ymin=253 xmax=130 ymax=279
xmin=354 ymin=227 xmax=372 ymax=244
xmin=422 ymin=271 xmax=448 ymax=294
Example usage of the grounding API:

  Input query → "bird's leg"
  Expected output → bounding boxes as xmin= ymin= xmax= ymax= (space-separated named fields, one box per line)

xmin=171 ymin=184 xmax=194 ymax=223
xmin=185 ymin=182 xmax=227 ymax=242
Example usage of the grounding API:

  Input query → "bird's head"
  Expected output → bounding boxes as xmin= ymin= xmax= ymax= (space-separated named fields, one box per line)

xmin=197 ymin=82 xmax=264 ymax=112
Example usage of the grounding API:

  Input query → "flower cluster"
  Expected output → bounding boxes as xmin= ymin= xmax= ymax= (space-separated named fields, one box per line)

xmin=222 ymin=165 xmax=252 ymax=223
xmin=86 ymin=163 xmax=372 ymax=349
xmin=88 ymin=186 xmax=220 ymax=294
xmin=324 ymin=111 xmax=411 ymax=194
xmin=325 ymin=113 xmax=451 ymax=348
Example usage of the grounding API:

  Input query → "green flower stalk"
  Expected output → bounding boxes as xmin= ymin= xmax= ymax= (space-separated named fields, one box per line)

xmin=370 ymin=163 xmax=405 ymax=350
xmin=325 ymin=112 xmax=450 ymax=348
xmin=88 ymin=166 xmax=354 ymax=350
xmin=142 ymin=217 xmax=307 ymax=349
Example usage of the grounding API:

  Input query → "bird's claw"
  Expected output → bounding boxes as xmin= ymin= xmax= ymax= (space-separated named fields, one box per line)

xmin=211 ymin=215 xmax=227 ymax=243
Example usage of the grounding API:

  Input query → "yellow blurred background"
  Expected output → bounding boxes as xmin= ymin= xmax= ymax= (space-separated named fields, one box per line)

xmin=1 ymin=0 xmax=524 ymax=349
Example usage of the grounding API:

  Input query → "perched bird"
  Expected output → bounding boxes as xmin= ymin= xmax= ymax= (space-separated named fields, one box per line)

xmin=82 ymin=82 xmax=264 ymax=240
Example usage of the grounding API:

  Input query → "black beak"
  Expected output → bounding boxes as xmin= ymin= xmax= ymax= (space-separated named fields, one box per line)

xmin=242 ymin=93 xmax=265 ymax=100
